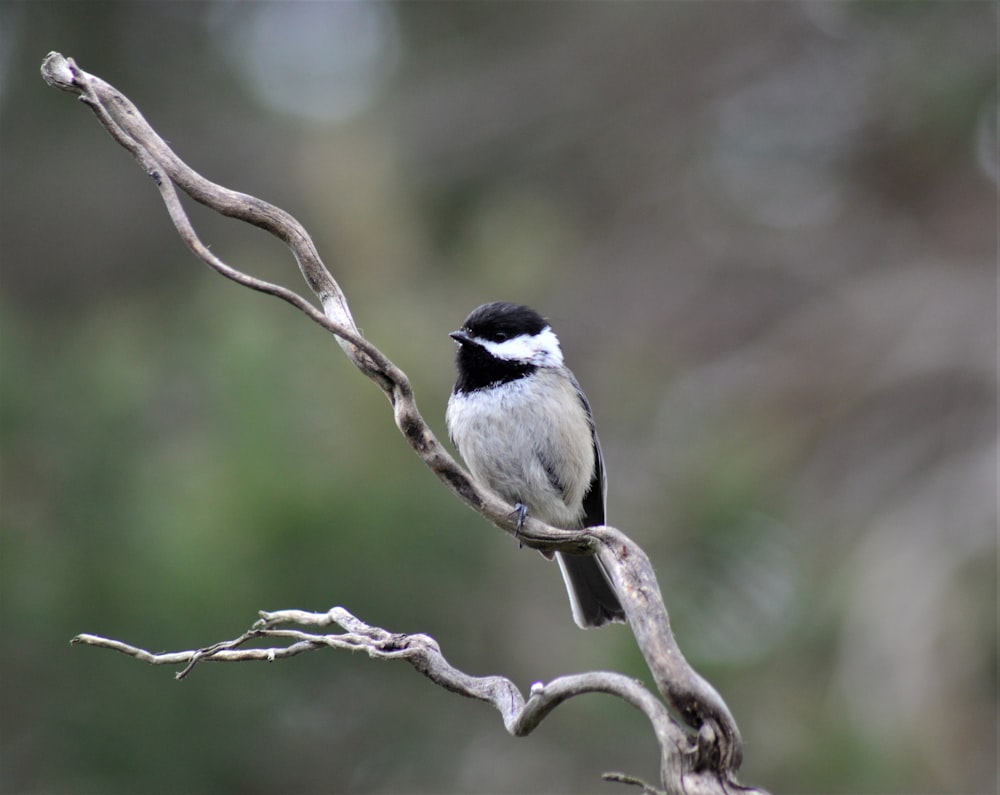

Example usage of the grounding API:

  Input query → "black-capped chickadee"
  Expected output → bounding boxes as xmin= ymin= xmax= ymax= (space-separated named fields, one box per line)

xmin=446 ymin=301 xmax=626 ymax=629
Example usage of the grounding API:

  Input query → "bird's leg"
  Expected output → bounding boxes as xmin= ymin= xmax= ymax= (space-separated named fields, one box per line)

xmin=511 ymin=502 xmax=528 ymax=548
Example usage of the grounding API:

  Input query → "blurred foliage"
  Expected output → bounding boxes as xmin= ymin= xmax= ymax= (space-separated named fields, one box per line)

xmin=1 ymin=2 xmax=996 ymax=793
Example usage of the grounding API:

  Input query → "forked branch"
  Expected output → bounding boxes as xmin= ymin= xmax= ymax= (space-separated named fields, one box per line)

xmin=42 ymin=52 xmax=765 ymax=795
xmin=71 ymin=608 xmax=741 ymax=795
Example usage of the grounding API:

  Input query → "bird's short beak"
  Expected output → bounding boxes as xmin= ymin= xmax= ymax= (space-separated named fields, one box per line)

xmin=449 ymin=329 xmax=471 ymax=345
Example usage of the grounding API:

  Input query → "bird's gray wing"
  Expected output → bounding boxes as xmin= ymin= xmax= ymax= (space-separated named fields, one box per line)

xmin=572 ymin=375 xmax=606 ymax=527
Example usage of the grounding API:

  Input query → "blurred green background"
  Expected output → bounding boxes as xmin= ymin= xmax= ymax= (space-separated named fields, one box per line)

xmin=1 ymin=2 xmax=996 ymax=793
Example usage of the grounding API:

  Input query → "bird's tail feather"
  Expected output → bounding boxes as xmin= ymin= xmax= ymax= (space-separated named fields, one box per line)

xmin=556 ymin=552 xmax=627 ymax=629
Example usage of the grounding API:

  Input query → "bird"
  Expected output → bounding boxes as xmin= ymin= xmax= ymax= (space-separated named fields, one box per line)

xmin=445 ymin=300 xmax=626 ymax=628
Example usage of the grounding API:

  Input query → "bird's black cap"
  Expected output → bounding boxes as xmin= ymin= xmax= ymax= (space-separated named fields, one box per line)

xmin=459 ymin=301 xmax=548 ymax=343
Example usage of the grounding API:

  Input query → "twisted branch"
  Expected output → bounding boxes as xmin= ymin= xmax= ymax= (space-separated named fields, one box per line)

xmin=42 ymin=52 xmax=765 ymax=795
xmin=71 ymin=608 xmax=743 ymax=795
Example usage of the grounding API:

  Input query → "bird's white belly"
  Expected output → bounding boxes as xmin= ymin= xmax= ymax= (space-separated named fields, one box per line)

xmin=446 ymin=372 xmax=594 ymax=528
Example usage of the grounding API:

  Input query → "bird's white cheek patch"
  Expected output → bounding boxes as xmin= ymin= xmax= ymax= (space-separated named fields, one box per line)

xmin=479 ymin=327 xmax=564 ymax=367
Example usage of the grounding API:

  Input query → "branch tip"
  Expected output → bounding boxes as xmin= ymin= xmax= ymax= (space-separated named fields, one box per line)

xmin=602 ymin=772 xmax=666 ymax=795
xmin=41 ymin=52 xmax=81 ymax=93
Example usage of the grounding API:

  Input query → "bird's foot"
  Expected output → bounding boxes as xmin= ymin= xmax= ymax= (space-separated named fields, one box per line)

xmin=511 ymin=503 xmax=528 ymax=548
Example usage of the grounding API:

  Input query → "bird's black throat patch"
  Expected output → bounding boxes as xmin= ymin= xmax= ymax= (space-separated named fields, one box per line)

xmin=453 ymin=342 xmax=537 ymax=393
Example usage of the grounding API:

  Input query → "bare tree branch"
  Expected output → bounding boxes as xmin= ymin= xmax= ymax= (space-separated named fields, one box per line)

xmin=42 ymin=52 xmax=766 ymax=795
xmin=72 ymin=608 xmax=756 ymax=795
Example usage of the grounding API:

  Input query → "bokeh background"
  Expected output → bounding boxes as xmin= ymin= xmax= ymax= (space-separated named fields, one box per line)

xmin=1 ymin=2 xmax=996 ymax=793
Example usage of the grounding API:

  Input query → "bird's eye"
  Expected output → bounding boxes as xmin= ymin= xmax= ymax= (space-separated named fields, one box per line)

xmin=493 ymin=331 xmax=509 ymax=342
